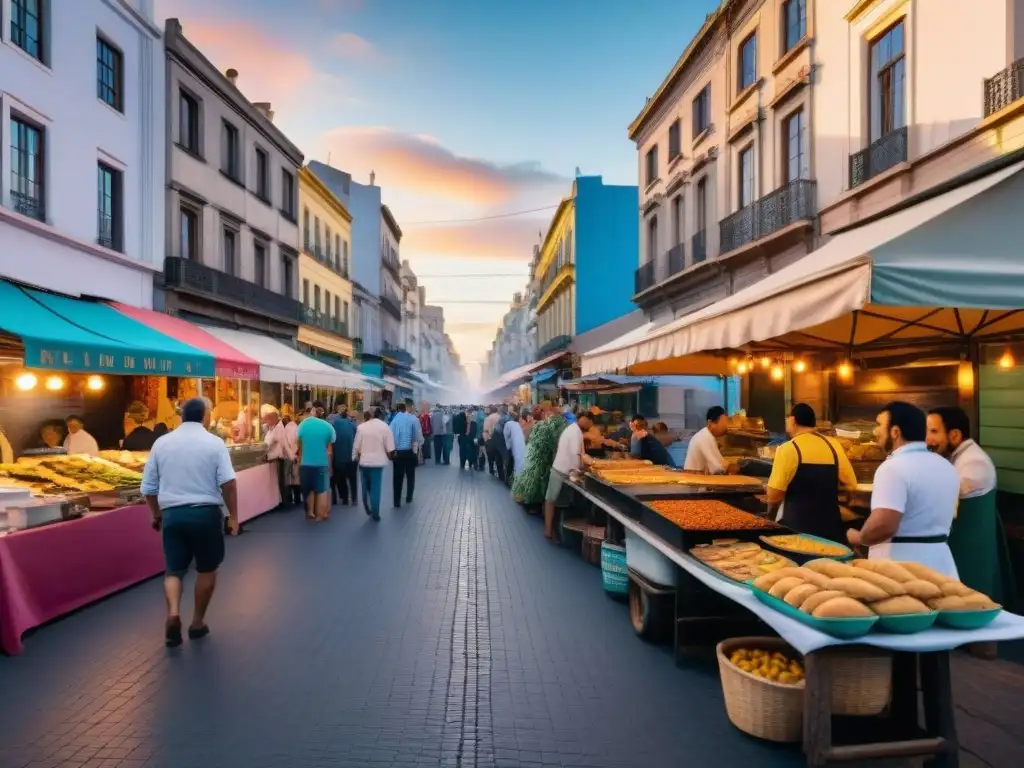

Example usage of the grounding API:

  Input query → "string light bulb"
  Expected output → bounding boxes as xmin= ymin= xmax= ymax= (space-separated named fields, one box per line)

xmin=837 ymin=361 xmax=853 ymax=380
xmin=45 ymin=375 xmax=65 ymax=391
xmin=998 ymin=351 xmax=1015 ymax=370
xmin=793 ymin=359 xmax=807 ymax=374
xmin=15 ymin=373 xmax=37 ymax=391
xmin=770 ymin=363 xmax=784 ymax=381
xmin=728 ymin=356 xmax=738 ymax=370
xmin=760 ymin=356 xmax=771 ymax=369
xmin=87 ymin=375 xmax=105 ymax=391
xmin=736 ymin=361 xmax=749 ymax=375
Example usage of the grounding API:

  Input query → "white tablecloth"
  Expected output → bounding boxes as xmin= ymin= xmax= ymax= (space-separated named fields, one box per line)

xmin=566 ymin=475 xmax=1024 ymax=656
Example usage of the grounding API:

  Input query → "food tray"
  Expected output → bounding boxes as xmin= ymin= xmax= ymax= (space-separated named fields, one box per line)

xmin=582 ymin=474 xmax=761 ymax=521
xmin=689 ymin=549 xmax=797 ymax=585
xmin=748 ymin=583 xmax=878 ymax=639
xmin=640 ymin=502 xmax=786 ymax=551
xmin=758 ymin=533 xmax=854 ymax=563
xmin=936 ymin=607 xmax=1002 ymax=630
xmin=875 ymin=612 xmax=939 ymax=634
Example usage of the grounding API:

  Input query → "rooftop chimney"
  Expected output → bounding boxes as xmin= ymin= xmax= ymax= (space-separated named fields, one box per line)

xmin=369 ymin=170 xmax=376 ymax=186
xmin=226 ymin=68 xmax=238 ymax=86
xmin=253 ymin=102 xmax=274 ymax=122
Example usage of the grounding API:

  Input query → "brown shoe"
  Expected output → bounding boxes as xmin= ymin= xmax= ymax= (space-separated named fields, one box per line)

xmin=165 ymin=616 xmax=183 ymax=647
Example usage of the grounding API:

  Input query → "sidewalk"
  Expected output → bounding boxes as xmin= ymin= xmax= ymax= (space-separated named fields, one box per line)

xmin=0 ymin=464 xmax=1019 ymax=768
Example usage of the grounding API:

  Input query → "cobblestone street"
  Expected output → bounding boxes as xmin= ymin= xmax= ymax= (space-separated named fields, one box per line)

xmin=0 ymin=464 xmax=802 ymax=768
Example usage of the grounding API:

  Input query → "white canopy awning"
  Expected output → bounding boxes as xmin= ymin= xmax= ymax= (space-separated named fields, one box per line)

xmin=583 ymin=160 xmax=1024 ymax=375
xmin=201 ymin=327 xmax=367 ymax=388
xmin=481 ymin=350 xmax=569 ymax=395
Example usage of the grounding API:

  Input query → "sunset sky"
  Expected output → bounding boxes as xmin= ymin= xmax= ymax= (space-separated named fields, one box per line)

xmin=156 ymin=0 xmax=718 ymax=382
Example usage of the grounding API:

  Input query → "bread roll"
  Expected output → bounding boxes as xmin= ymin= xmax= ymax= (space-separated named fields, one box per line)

xmin=961 ymin=592 xmax=1000 ymax=610
xmin=929 ymin=595 xmax=968 ymax=611
xmin=826 ymin=577 xmax=889 ymax=602
xmin=752 ymin=567 xmax=808 ymax=591
xmin=847 ymin=569 xmax=906 ymax=597
xmin=769 ymin=576 xmax=807 ymax=600
xmin=793 ymin=569 xmax=832 ymax=589
xmin=870 ymin=595 xmax=931 ymax=615
xmin=812 ymin=596 xmax=875 ymax=619
xmin=940 ymin=581 xmax=974 ymax=598
xmin=852 ymin=559 xmax=916 ymax=583
xmin=901 ymin=579 xmax=943 ymax=601
xmin=805 ymin=559 xmax=858 ymax=579
xmin=800 ymin=590 xmax=847 ymax=614
xmin=784 ymin=583 xmax=821 ymax=609
xmin=899 ymin=561 xmax=953 ymax=586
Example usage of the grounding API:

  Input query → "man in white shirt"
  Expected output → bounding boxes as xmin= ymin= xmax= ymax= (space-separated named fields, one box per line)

xmin=141 ymin=398 xmax=238 ymax=647
xmin=683 ymin=406 xmax=733 ymax=474
xmin=544 ymin=411 xmax=594 ymax=540
xmin=63 ymin=415 xmax=99 ymax=456
xmin=262 ymin=408 xmax=289 ymax=508
xmin=353 ymin=408 xmax=396 ymax=521
xmin=848 ymin=401 xmax=960 ymax=577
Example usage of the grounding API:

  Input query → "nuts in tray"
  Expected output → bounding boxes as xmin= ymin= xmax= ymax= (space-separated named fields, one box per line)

xmin=647 ymin=499 xmax=781 ymax=530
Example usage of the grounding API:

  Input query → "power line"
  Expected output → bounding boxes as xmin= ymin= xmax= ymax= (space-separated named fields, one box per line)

xmin=415 ymin=274 xmax=527 ymax=279
xmin=401 ymin=204 xmax=558 ymax=226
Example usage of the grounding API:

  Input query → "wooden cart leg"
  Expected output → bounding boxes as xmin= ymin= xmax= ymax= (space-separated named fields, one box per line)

xmin=803 ymin=652 xmax=834 ymax=767
xmin=889 ymin=651 xmax=919 ymax=735
xmin=921 ymin=651 xmax=959 ymax=768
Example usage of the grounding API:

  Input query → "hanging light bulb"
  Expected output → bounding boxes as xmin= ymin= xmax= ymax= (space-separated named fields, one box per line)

xmin=736 ymin=361 xmax=749 ymax=375
xmin=793 ymin=359 xmax=807 ymax=374
xmin=15 ymin=372 xmax=37 ymax=391
xmin=45 ymin=375 xmax=65 ymax=391
xmin=728 ymin=356 xmax=738 ymax=369
xmin=87 ymin=375 xmax=105 ymax=391
xmin=837 ymin=361 xmax=853 ymax=380
xmin=770 ymin=363 xmax=784 ymax=381
xmin=759 ymin=356 xmax=771 ymax=369
xmin=998 ymin=350 xmax=1015 ymax=370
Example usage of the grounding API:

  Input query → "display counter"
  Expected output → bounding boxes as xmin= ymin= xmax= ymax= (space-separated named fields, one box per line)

xmin=0 ymin=459 xmax=279 ymax=654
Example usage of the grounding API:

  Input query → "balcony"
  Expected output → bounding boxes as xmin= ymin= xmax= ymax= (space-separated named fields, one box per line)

xmin=985 ymin=58 xmax=1024 ymax=117
xmin=720 ymin=178 xmax=816 ymax=254
xmin=692 ymin=230 xmax=707 ymax=264
xmin=380 ymin=292 xmax=402 ymax=320
xmin=538 ymin=334 xmax=571 ymax=358
xmin=382 ymin=340 xmax=415 ymax=366
xmin=304 ymin=241 xmax=349 ymax=278
xmin=849 ymin=127 xmax=908 ymax=188
xmin=382 ymin=249 xmax=401 ymax=277
xmin=12 ymin=190 xmax=44 ymax=221
xmin=164 ymin=257 xmax=304 ymax=323
xmin=634 ymin=260 xmax=656 ymax=294
xmin=302 ymin=306 xmax=349 ymax=337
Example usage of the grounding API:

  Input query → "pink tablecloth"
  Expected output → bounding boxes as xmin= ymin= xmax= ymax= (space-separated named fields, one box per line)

xmin=0 ymin=464 xmax=281 ymax=654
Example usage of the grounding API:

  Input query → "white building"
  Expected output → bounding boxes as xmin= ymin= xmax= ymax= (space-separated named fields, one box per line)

xmin=400 ymin=260 xmax=423 ymax=367
xmin=379 ymin=205 xmax=403 ymax=357
xmin=0 ymin=0 xmax=164 ymax=307
xmin=420 ymin=304 xmax=446 ymax=381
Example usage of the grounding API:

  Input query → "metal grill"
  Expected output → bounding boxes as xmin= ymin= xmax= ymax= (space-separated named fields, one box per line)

xmin=634 ymin=260 xmax=656 ymax=294
xmin=719 ymin=178 xmax=816 ymax=254
xmin=849 ymin=127 xmax=908 ymax=188
xmin=164 ymin=256 xmax=304 ymax=323
xmin=984 ymin=58 xmax=1024 ymax=117
xmin=667 ymin=243 xmax=685 ymax=276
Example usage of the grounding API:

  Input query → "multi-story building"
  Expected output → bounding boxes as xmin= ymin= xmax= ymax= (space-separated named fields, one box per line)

xmin=0 ymin=0 xmax=164 ymax=307
xmin=420 ymin=304 xmax=447 ymax=382
xmin=400 ymin=261 xmax=423 ymax=367
xmin=487 ymin=291 xmax=535 ymax=376
xmin=379 ymin=205 xmax=404 ymax=363
xmin=160 ymin=19 xmax=303 ymax=335
xmin=297 ymin=166 xmax=354 ymax=364
xmin=533 ymin=176 xmax=639 ymax=359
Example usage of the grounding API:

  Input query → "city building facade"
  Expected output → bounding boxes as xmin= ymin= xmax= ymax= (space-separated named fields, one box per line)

xmin=0 ymin=0 xmax=164 ymax=307
xmin=379 ymin=205 xmax=404 ymax=365
xmin=400 ymin=260 xmax=423 ymax=368
xmin=297 ymin=166 xmax=354 ymax=363
xmin=160 ymin=19 xmax=303 ymax=336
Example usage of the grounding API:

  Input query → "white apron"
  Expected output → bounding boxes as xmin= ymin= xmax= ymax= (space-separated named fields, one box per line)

xmin=869 ymin=541 xmax=959 ymax=580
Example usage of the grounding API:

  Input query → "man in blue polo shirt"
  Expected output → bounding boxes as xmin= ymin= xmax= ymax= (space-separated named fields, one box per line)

xmin=296 ymin=401 xmax=336 ymax=522
xmin=390 ymin=402 xmax=423 ymax=507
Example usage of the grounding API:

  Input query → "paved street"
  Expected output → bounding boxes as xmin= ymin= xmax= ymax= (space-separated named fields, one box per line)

xmin=0 ymin=463 xmax=802 ymax=768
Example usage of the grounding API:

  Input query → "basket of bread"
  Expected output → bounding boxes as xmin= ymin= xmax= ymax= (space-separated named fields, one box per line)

xmin=750 ymin=558 xmax=1002 ymax=638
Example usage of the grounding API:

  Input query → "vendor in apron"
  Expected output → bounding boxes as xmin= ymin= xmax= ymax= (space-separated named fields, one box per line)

xmin=926 ymin=407 xmax=1014 ymax=604
xmin=847 ymin=401 xmax=960 ymax=577
xmin=766 ymin=403 xmax=857 ymax=544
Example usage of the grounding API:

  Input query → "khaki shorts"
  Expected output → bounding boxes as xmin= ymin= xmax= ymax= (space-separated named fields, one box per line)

xmin=545 ymin=471 xmax=564 ymax=503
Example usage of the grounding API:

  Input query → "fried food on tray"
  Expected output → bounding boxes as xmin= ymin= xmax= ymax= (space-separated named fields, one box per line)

xmin=799 ymin=590 xmax=847 ymax=614
xmin=871 ymin=596 xmax=931 ymax=616
xmin=784 ymin=583 xmax=821 ymax=609
xmin=689 ymin=541 xmax=795 ymax=582
xmin=587 ymin=458 xmax=652 ymax=470
xmin=851 ymin=559 xmax=917 ymax=583
xmin=804 ymin=558 xmax=858 ymax=579
xmin=761 ymin=534 xmax=849 ymax=557
xmin=811 ymin=596 xmax=875 ymax=619
xmin=647 ymin=499 xmax=780 ymax=531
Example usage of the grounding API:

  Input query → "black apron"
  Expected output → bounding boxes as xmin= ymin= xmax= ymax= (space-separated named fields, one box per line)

xmin=780 ymin=434 xmax=847 ymax=545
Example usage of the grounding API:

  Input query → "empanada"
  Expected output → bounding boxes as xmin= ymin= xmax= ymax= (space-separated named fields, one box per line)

xmin=899 ymin=561 xmax=953 ymax=586
xmin=826 ymin=577 xmax=889 ymax=602
xmin=784 ymin=583 xmax=821 ymax=609
xmin=752 ymin=567 xmax=808 ymax=591
xmin=792 ymin=569 xmax=832 ymax=589
xmin=961 ymin=592 xmax=1000 ymax=610
xmin=852 ymin=559 xmax=916 ymax=583
xmin=805 ymin=559 xmax=858 ymax=579
xmin=940 ymin=581 xmax=974 ymax=597
xmin=870 ymin=595 xmax=931 ymax=615
xmin=769 ymin=576 xmax=807 ymax=600
xmin=847 ymin=569 xmax=906 ymax=597
xmin=901 ymin=579 xmax=943 ymax=601
xmin=812 ymin=596 xmax=875 ymax=619
xmin=929 ymin=595 xmax=968 ymax=611
xmin=800 ymin=590 xmax=847 ymax=614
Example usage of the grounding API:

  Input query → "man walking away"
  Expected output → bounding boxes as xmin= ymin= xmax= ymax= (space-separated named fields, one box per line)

xmin=442 ymin=408 xmax=454 ymax=464
xmin=483 ymin=407 xmax=500 ymax=475
xmin=296 ymin=401 xmax=336 ymax=522
xmin=420 ymin=404 xmax=433 ymax=462
xmin=390 ymin=402 xmax=423 ymax=507
xmin=262 ymin=408 xmax=289 ymax=508
xmin=430 ymin=405 xmax=445 ymax=465
xmin=330 ymin=406 xmax=358 ymax=506
xmin=453 ymin=408 xmax=468 ymax=469
xmin=142 ymin=398 xmax=238 ymax=647
xmin=354 ymin=408 xmax=395 ymax=521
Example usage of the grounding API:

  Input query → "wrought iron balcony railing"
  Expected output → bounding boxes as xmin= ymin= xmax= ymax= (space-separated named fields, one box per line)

xmin=12 ymin=190 xmax=44 ymax=221
xmin=302 ymin=306 xmax=349 ymax=337
xmin=720 ymin=178 xmax=816 ymax=254
xmin=634 ymin=259 xmax=656 ymax=294
xmin=984 ymin=58 xmax=1024 ymax=117
xmin=380 ymin=293 xmax=403 ymax=320
xmin=691 ymin=230 xmax=707 ymax=264
xmin=164 ymin=256 xmax=303 ymax=323
xmin=667 ymin=243 xmax=685 ymax=276
xmin=849 ymin=127 xmax=908 ymax=189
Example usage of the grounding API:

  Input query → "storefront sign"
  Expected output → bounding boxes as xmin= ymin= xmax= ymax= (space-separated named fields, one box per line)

xmin=26 ymin=344 xmax=215 ymax=378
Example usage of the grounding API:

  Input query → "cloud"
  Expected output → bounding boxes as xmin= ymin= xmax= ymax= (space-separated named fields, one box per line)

xmin=332 ymin=32 xmax=387 ymax=63
xmin=445 ymin=320 xmax=500 ymax=335
xmin=317 ymin=127 xmax=567 ymax=205
xmin=403 ymin=216 xmax=548 ymax=261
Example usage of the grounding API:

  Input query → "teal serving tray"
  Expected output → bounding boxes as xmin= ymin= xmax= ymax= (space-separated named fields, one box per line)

xmin=875 ymin=611 xmax=939 ymax=634
xmin=759 ymin=533 xmax=855 ymax=562
xmin=936 ymin=607 xmax=1002 ymax=630
xmin=748 ymin=583 xmax=878 ymax=639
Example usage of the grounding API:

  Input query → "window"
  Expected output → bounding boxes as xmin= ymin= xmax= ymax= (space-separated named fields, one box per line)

xmin=303 ymin=207 xmax=310 ymax=250
xmin=325 ymin=290 xmax=332 ymax=318
xmin=326 ymin=226 xmax=333 ymax=262
xmin=11 ymin=0 xmax=43 ymax=62
xmin=738 ymin=145 xmax=755 ymax=207
xmin=281 ymin=169 xmax=296 ymax=217
xmin=96 ymin=37 xmax=123 ymax=112
xmin=221 ymin=120 xmax=240 ymax=179
xmin=254 ymin=240 xmax=267 ymax=287
xmin=179 ymin=89 xmax=199 ymax=153
xmin=672 ymin=195 xmax=684 ymax=245
xmin=255 ymin=147 xmax=269 ymax=200
xmin=668 ymin=120 xmax=681 ymax=161
xmin=302 ymin=278 xmax=310 ymax=305
xmin=314 ymin=216 xmax=321 ymax=253
xmin=10 ymin=116 xmax=45 ymax=221
xmin=335 ymin=235 xmax=341 ymax=268
xmin=343 ymin=300 xmax=350 ymax=326
xmin=282 ymin=255 xmax=294 ymax=297
xmin=334 ymin=296 xmax=340 ymax=320
xmin=645 ymin=146 xmax=659 ymax=186
xmin=222 ymin=227 xmax=237 ymax=275
xmin=783 ymin=109 xmax=807 ymax=183
xmin=692 ymin=85 xmax=711 ymax=137
xmin=738 ymin=32 xmax=758 ymax=91
xmin=869 ymin=22 xmax=906 ymax=142
xmin=180 ymin=206 xmax=198 ymax=260
xmin=314 ymin=285 xmax=321 ymax=312
xmin=97 ymin=162 xmax=122 ymax=251
xmin=646 ymin=216 xmax=658 ymax=261
xmin=696 ymin=178 xmax=707 ymax=233
xmin=342 ymin=241 xmax=349 ymax=275
xmin=782 ymin=0 xmax=807 ymax=53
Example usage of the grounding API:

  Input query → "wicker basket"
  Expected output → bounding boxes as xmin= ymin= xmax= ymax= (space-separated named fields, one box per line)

xmin=828 ymin=647 xmax=892 ymax=716
xmin=717 ymin=637 xmax=804 ymax=743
